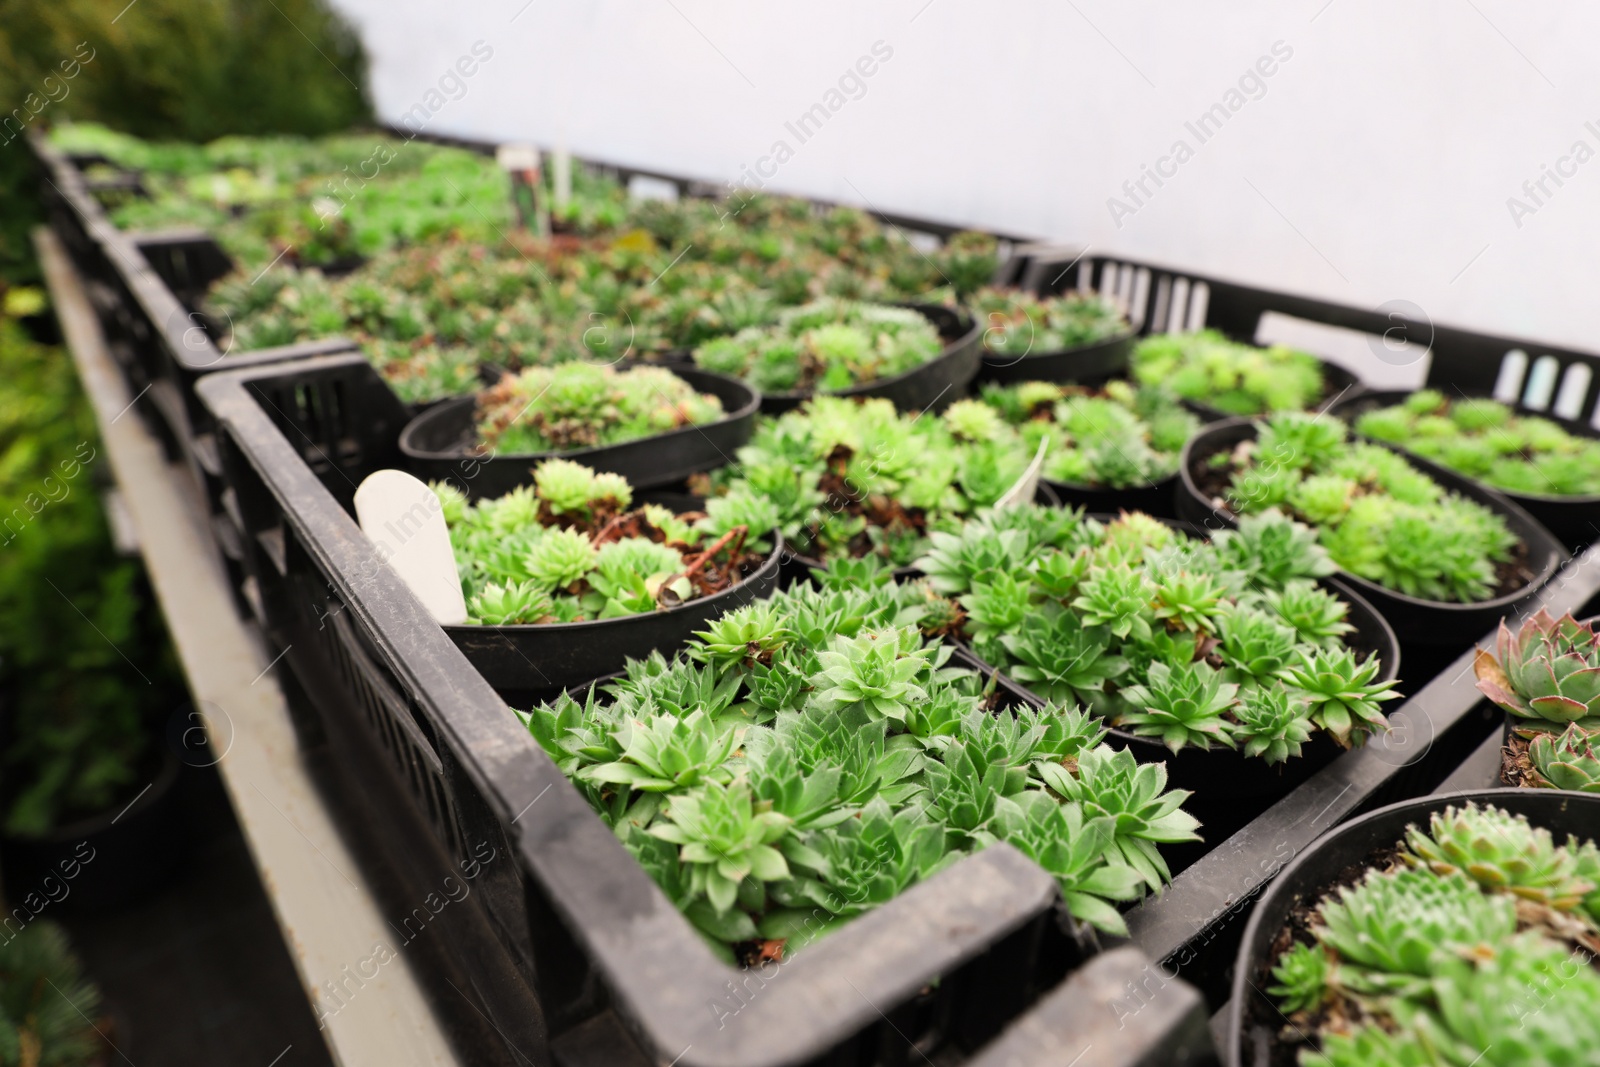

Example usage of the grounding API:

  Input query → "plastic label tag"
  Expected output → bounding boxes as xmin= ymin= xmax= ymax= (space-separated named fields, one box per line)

xmin=996 ymin=436 xmax=1049 ymax=509
xmin=354 ymin=470 xmax=468 ymax=625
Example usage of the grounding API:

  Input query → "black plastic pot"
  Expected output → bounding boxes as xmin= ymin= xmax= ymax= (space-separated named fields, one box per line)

xmin=1177 ymin=417 xmax=1567 ymax=650
xmin=398 ymin=365 xmax=760 ymax=498
xmin=0 ymin=749 xmax=189 ymax=912
xmin=1043 ymin=469 xmax=1180 ymax=520
xmin=1224 ymin=789 xmax=1600 ymax=1067
xmin=1326 ymin=388 xmax=1600 ymax=552
xmin=776 ymin=482 xmax=1063 ymax=587
xmin=754 ymin=303 xmax=982 ymax=415
xmin=445 ymin=532 xmax=784 ymax=704
xmin=955 ymin=515 xmax=1401 ymax=871
xmin=1179 ymin=358 xmax=1362 ymax=424
xmin=976 ymin=330 xmax=1134 ymax=386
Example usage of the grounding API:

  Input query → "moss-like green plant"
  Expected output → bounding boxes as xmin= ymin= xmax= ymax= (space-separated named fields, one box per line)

xmin=1357 ymin=390 xmax=1600 ymax=497
xmin=477 ymin=363 xmax=724 ymax=453
xmin=1474 ymin=610 xmax=1600 ymax=735
xmin=1224 ymin=413 xmax=1519 ymax=603
xmin=1130 ymin=329 xmax=1325 ymax=414
xmin=443 ymin=459 xmax=774 ymax=625
xmin=523 ymin=580 xmax=1198 ymax=952
xmin=692 ymin=297 xmax=943 ymax=393
xmin=968 ymin=287 xmax=1128 ymax=356
xmin=914 ymin=507 xmax=1396 ymax=762
xmin=980 ymin=379 xmax=1200 ymax=489
xmin=699 ymin=395 xmax=1037 ymax=567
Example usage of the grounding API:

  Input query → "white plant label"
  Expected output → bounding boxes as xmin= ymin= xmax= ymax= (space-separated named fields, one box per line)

xmin=997 ymin=436 xmax=1050 ymax=509
xmin=354 ymin=470 xmax=467 ymax=625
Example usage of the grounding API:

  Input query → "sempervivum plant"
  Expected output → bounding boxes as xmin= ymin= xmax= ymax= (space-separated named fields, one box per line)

xmin=1219 ymin=412 xmax=1519 ymax=603
xmin=979 ymin=379 xmax=1201 ymax=489
xmin=1526 ymin=725 xmax=1600 ymax=792
xmin=1473 ymin=610 xmax=1600 ymax=735
xmin=1357 ymin=390 xmax=1600 ymax=497
xmin=440 ymin=458 xmax=775 ymax=625
xmin=915 ymin=507 xmax=1400 ymax=762
xmin=522 ymin=580 xmax=1198 ymax=956
xmin=967 ymin=287 xmax=1128 ymax=357
xmin=475 ymin=362 xmax=724 ymax=453
xmin=1130 ymin=329 xmax=1325 ymax=415
xmin=1269 ymin=802 xmax=1600 ymax=1067
xmin=693 ymin=395 xmax=1036 ymax=567
xmin=691 ymin=297 xmax=944 ymax=394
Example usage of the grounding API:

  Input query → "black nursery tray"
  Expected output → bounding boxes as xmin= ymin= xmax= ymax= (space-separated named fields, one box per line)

xmin=399 ymin=366 xmax=760 ymax=497
xmin=756 ymin=302 xmax=983 ymax=415
xmin=195 ymin=348 xmax=1600 ymax=1060
xmin=198 ymin=351 xmax=1136 ymax=1066
xmin=1325 ymin=388 xmax=1600 ymax=552
xmin=976 ymin=329 xmax=1135 ymax=386
xmin=1176 ymin=416 xmax=1568 ymax=652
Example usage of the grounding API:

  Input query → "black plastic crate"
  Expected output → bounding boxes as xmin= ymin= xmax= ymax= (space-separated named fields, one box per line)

xmin=1001 ymin=245 xmax=1600 ymax=435
xmin=197 ymin=350 xmax=1600 ymax=1060
xmin=197 ymin=352 xmax=1125 ymax=1066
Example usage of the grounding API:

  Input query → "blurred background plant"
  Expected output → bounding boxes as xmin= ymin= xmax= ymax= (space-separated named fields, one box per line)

xmin=0 ymin=0 xmax=372 ymax=286
xmin=0 ymin=0 xmax=369 ymax=832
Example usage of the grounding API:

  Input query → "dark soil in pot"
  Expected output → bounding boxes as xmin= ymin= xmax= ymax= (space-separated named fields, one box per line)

xmin=976 ymin=330 xmax=1134 ymax=386
xmin=1177 ymin=417 xmax=1567 ymax=651
xmin=1326 ymin=388 xmax=1600 ymax=553
xmin=1224 ymin=789 xmax=1600 ymax=1067
xmin=0 ymin=748 xmax=190 ymax=912
xmin=400 ymin=364 xmax=759 ymax=497
xmin=754 ymin=303 xmax=981 ymax=415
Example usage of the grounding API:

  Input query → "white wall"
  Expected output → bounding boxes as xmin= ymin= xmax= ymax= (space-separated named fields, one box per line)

xmin=328 ymin=0 xmax=1600 ymax=366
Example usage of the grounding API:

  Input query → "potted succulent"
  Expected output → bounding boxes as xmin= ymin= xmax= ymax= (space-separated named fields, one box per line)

xmin=1472 ymin=609 xmax=1600 ymax=790
xmin=1329 ymin=388 xmax=1600 ymax=550
xmin=1177 ymin=411 xmax=1567 ymax=648
xmin=1130 ymin=329 xmax=1358 ymax=420
xmin=978 ymin=379 xmax=1201 ymax=516
xmin=912 ymin=506 xmax=1400 ymax=852
xmin=692 ymin=396 xmax=1057 ymax=581
xmin=400 ymin=360 xmax=759 ymax=496
xmin=524 ymin=576 xmax=1200 ymax=958
xmin=691 ymin=297 xmax=981 ymax=414
xmin=434 ymin=458 xmax=783 ymax=699
xmin=968 ymin=287 xmax=1134 ymax=384
xmin=1227 ymin=795 xmax=1600 ymax=1067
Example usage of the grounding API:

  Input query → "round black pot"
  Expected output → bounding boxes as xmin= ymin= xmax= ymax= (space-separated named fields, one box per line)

xmin=976 ymin=330 xmax=1134 ymax=386
xmin=445 ymin=533 xmax=785 ymax=704
xmin=0 ymin=749 xmax=189 ymax=912
xmin=953 ymin=514 xmax=1400 ymax=869
xmin=1224 ymin=789 xmax=1600 ymax=1067
xmin=399 ymin=365 xmax=760 ymax=498
xmin=1043 ymin=470 xmax=1181 ymax=520
xmin=1177 ymin=417 xmax=1568 ymax=649
xmin=1326 ymin=388 xmax=1600 ymax=552
xmin=754 ymin=303 xmax=982 ymax=416
xmin=1179 ymin=358 xmax=1363 ymax=424
xmin=775 ymin=482 xmax=1064 ymax=588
